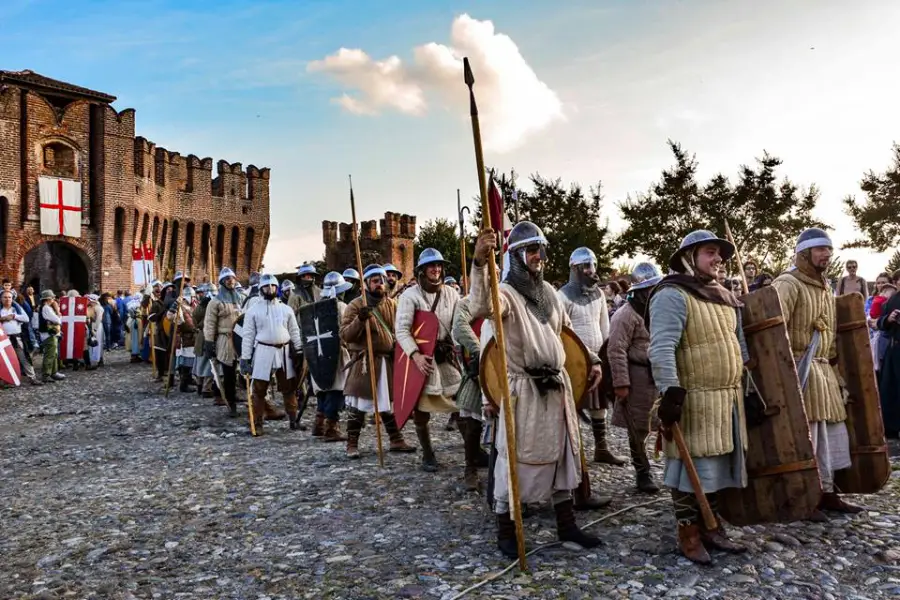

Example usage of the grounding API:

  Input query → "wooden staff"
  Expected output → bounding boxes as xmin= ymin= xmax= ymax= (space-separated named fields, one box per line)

xmin=246 ymin=373 xmax=257 ymax=436
xmin=349 ymin=175 xmax=386 ymax=467
xmin=464 ymin=57 xmax=527 ymax=570
xmin=163 ymin=247 xmax=191 ymax=398
xmin=457 ymin=189 xmax=470 ymax=295
xmin=671 ymin=423 xmax=718 ymax=531
xmin=724 ymin=219 xmax=750 ymax=295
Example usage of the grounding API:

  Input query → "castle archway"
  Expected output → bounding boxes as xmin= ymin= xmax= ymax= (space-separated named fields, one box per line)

xmin=21 ymin=241 xmax=91 ymax=295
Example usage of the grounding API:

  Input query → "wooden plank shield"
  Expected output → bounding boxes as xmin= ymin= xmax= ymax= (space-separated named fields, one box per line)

xmin=481 ymin=325 xmax=589 ymax=409
xmin=834 ymin=293 xmax=890 ymax=494
xmin=393 ymin=310 xmax=439 ymax=430
xmin=718 ymin=286 xmax=822 ymax=526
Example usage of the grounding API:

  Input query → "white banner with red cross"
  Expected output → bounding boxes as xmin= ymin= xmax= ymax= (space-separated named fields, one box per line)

xmin=39 ymin=176 xmax=82 ymax=238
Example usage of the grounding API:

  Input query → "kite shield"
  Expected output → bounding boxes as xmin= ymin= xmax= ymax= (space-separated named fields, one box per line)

xmin=393 ymin=310 xmax=439 ymax=430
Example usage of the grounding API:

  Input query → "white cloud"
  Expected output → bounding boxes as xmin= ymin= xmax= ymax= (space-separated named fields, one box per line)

xmin=261 ymin=231 xmax=324 ymax=274
xmin=306 ymin=14 xmax=564 ymax=153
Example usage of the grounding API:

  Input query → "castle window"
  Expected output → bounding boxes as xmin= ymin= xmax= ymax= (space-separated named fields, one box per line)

xmin=114 ymin=207 xmax=126 ymax=264
xmin=200 ymin=223 xmax=211 ymax=272
xmin=0 ymin=197 xmax=8 ymax=260
xmin=230 ymin=226 xmax=240 ymax=270
xmin=185 ymin=222 xmax=196 ymax=273
xmin=215 ymin=224 xmax=225 ymax=269
xmin=242 ymin=206 xmax=250 ymax=215
xmin=42 ymin=142 xmax=77 ymax=179
xmin=244 ymin=227 xmax=255 ymax=273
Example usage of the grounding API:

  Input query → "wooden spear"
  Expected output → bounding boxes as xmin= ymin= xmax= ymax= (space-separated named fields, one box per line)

xmin=457 ymin=189 xmax=470 ymax=295
xmin=724 ymin=220 xmax=750 ymax=295
xmin=349 ymin=175 xmax=386 ymax=467
xmin=163 ymin=246 xmax=191 ymax=398
xmin=464 ymin=57 xmax=527 ymax=570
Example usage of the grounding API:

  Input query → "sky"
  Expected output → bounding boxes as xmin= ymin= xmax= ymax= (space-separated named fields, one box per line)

xmin=3 ymin=0 xmax=899 ymax=279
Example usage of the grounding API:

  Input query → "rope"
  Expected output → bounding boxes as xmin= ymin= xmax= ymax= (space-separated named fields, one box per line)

xmin=448 ymin=497 xmax=666 ymax=600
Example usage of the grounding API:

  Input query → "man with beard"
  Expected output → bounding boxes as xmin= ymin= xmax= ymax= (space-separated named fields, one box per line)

xmin=558 ymin=247 xmax=626 ymax=466
xmin=608 ymin=262 xmax=662 ymax=493
xmin=240 ymin=274 xmax=304 ymax=434
xmin=383 ymin=264 xmax=404 ymax=298
xmin=146 ymin=282 xmax=172 ymax=381
xmin=288 ymin=264 xmax=321 ymax=318
xmin=340 ymin=264 xmax=416 ymax=458
xmin=395 ymin=248 xmax=462 ymax=472
xmin=772 ymin=229 xmax=861 ymax=517
xmin=167 ymin=285 xmax=197 ymax=393
xmin=204 ymin=268 xmax=244 ymax=417
xmin=342 ymin=268 xmax=362 ymax=303
xmin=469 ymin=223 xmax=602 ymax=558
xmin=280 ymin=280 xmax=294 ymax=304
xmin=648 ymin=230 xmax=749 ymax=564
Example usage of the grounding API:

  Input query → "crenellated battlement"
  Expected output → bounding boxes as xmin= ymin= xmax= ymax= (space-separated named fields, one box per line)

xmin=322 ymin=211 xmax=417 ymax=280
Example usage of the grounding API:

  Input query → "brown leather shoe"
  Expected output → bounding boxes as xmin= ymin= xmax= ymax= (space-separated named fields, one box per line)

xmin=700 ymin=521 xmax=746 ymax=554
xmin=312 ymin=412 xmax=325 ymax=437
xmin=323 ymin=419 xmax=347 ymax=442
xmin=264 ymin=401 xmax=286 ymax=421
xmin=346 ymin=438 xmax=361 ymax=459
xmin=389 ymin=438 xmax=416 ymax=453
xmin=819 ymin=492 xmax=864 ymax=514
xmin=677 ymin=523 xmax=712 ymax=564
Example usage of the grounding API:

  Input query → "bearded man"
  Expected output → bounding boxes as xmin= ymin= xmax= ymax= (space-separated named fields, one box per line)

xmin=607 ymin=262 xmax=662 ymax=493
xmin=772 ymin=229 xmax=861 ymax=517
xmin=239 ymin=274 xmax=304 ymax=434
xmin=288 ymin=263 xmax=321 ymax=318
xmin=558 ymin=247 xmax=626 ymax=466
xmin=395 ymin=248 xmax=462 ymax=472
xmin=383 ymin=263 xmax=404 ymax=298
xmin=204 ymin=268 xmax=243 ymax=416
xmin=470 ymin=223 xmax=602 ymax=558
xmin=341 ymin=264 xmax=416 ymax=458
xmin=648 ymin=230 xmax=749 ymax=564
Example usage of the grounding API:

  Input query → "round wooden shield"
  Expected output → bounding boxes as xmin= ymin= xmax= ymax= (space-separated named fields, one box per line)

xmin=480 ymin=324 xmax=591 ymax=409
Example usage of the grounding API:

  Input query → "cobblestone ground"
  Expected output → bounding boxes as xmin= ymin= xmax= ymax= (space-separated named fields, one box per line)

xmin=2 ymin=351 xmax=900 ymax=600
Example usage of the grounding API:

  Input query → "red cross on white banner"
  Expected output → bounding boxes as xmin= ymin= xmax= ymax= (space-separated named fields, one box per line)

xmin=39 ymin=177 xmax=82 ymax=238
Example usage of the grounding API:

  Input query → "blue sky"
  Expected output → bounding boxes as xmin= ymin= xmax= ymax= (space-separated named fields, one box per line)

xmin=3 ymin=0 xmax=898 ymax=278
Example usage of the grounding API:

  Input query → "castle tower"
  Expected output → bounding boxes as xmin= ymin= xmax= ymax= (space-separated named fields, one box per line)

xmin=322 ymin=211 xmax=416 ymax=281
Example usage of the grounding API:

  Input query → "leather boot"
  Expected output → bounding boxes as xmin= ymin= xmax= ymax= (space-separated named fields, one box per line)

xmin=445 ymin=411 xmax=459 ymax=431
xmin=415 ymin=423 xmax=438 ymax=472
xmin=592 ymin=417 xmax=626 ymax=465
xmin=457 ymin=417 xmax=479 ymax=491
xmin=699 ymin=517 xmax=746 ymax=554
xmin=554 ymin=499 xmax=601 ymax=548
xmin=636 ymin=469 xmax=660 ymax=494
xmin=312 ymin=411 xmax=325 ymax=437
xmin=380 ymin=412 xmax=416 ymax=452
xmin=346 ymin=409 xmax=365 ymax=459
xmin=573 ymin=469 xmax=612 ymax=511
xmin=179 ymin=367 xmax=196 ymax=393
xmin=289 ymin=411 xmax=306 ymax=431
xmin=677 ymin=522 xmax=712 ymax=564
xmin=323 ymin=419 xmax=347 ymax=442
xmin=466 ymin=418 xmax=490 ymax=467
xmin=819 ymin=492 xmax=864 ymax=514
xmin=264 ymin=399 xmax=286 ymax=421
xmin=628 ymin=428 xmax=658 ymax=493
xmin=496 ymin=512 xmax=519 ymax=559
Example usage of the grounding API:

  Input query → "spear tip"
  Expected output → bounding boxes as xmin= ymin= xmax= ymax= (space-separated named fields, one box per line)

xmin=463 ymin=57 xmax=474 ymax=86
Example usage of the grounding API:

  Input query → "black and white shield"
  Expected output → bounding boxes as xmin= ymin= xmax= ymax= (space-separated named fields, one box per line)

xmin=299 ymin=298 xmax=341 ymax=390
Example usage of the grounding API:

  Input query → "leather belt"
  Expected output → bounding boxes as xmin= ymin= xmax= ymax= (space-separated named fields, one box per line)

xmin=257 ymin=341 xmax=288 ymax=348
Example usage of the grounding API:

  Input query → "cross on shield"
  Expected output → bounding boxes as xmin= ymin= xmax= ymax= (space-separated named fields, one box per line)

xmin=299 ymin=298 xmax=341 ymax=390
xmin=0 ymin=328 xmax=23 ymax=386
xmin=59 ymin=296 xmax=88 ymax=361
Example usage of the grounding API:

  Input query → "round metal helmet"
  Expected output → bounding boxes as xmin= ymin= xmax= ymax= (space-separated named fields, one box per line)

xmin=322 ymin=271 xmax=353 ymax=296
xmin=296 ymin=263 xmax=317 ymax=276
xmin=195 ymin=283 xmax=208 ymax=294
xmin=259 ymin=274 xmax=278 ymax=289
xmin=443 ymin=276 xmax=457 ymax=285
xmin=569 ymin=247 xmax=597 ymax=267
xmin=363 ymin=264 xmax=387 ymax=280
xmin=218 ymin=267 xmax=236 ymax=282
xmin=342 ymin=268 xmax=360 ymax=281
xmin=795 ymin=227 xmax=833 ymax=253
xmin=668 ymin=230 xmax=735 ymax=273
xmin=182 ymin=286 xmax=196 ymax=300
xmin=173 ymin=270 xmax=190 ymax=281
xmin=280 ymin=279 xmax=295 ymax=290
xmin=416 ymin=248 xmax=449 ymax=270
xmin=249 ymin=272 xmax=261 ymax=285
xmin=383 ymin=263 xmax=402 ymax=276
xmin=629 ymin=262 xmax=663 ymax=291
xmin=506 ymin=221 xmax=548 ymax=253
xmin=208 ymin=283 xmax=218 ymax=295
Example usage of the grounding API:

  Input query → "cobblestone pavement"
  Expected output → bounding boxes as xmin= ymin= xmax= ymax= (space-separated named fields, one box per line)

xmin=2 ymin=351 xmax=900 ymax=600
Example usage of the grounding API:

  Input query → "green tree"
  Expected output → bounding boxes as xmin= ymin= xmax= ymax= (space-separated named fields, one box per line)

xmin=843 ymin=144 xmax=900 ymax=251
xmin=616 ymin=141 xmax=826 ymax=269
xmin=468 ymin=170 xmax=615 ymax=284
xmin=415 ymin=218 xmax=467 ymax=280
xmin=886 ymin=250 xmax=900 ymax=274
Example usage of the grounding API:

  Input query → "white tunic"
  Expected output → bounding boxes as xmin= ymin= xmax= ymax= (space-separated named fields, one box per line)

xmin=395 ymin=284 xmax=461 ymax=397
xmin=240 ymin=298 xmax=302 ymax=381
xmin=311 ymin=300 xmax=351 ymax=393
xmin=558 ymin=290 xmax=609 ymax=352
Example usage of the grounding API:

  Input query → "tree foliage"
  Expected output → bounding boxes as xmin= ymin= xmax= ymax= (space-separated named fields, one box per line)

xmin=467 ymin=170 xmax=615 ymax=284
xmin=615 ymin=140 xmax=826 ymax=270
xmin=414 ymin=218 xmax=467 ymax=280
xmin=843 ymin=144 xmax=900 ymax=252
xmin=887 ymin=250 xmax=900 ymax=274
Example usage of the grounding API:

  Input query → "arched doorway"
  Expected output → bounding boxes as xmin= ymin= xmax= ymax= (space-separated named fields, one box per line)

xmin=22 ymin=241 xmax=91 ymax=295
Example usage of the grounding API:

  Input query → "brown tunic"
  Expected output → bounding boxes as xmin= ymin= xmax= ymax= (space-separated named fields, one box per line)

xmin=608 ymin=302 xmax=659 ymax=435
xmin=340 ymin=294 xmax=397 ymax=400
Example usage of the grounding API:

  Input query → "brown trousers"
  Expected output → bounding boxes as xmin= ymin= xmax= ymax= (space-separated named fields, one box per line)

xmin=250 ymin=369 xmax=298 ymax=423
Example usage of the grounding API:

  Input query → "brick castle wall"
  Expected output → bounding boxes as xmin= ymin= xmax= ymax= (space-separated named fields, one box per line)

xmin=0 ymin=71 xmax=270 ymax=293
xmin=322 ymin=212 xmax=416 ymax=282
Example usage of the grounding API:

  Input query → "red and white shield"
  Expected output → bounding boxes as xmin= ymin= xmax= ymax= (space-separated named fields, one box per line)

xmin=0 ymin=328 xmax=22 ymax=386
xmin=59 ymin=296 xmax=88 ymax=361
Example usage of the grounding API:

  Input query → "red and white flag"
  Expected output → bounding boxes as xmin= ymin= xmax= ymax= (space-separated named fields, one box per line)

xmin=39 ymin=177 xmax=82 ymax=238
xmin=59 ymin=296 xmax=88 ymax=361
xmin=487 ymin=176 xmax=513 ymax=251
xmin=132 ymin=244 xmax=155 ymax=286
xmin=0 ymin=328 xmax=22 ymax=387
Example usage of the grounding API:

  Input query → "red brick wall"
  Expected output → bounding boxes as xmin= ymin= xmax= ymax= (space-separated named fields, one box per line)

xmin=0 ymin=79 xmax=270 ymax=294
xmin=322 ymin=211 xmax=416 ymax=282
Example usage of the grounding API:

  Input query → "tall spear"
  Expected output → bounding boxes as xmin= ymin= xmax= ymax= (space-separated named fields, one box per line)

xmin=349 ymin=175 xmax=386 ymax=467
xmin=164 ymin=246 xmax=191 ymax=398
xmin=457 ymin=189 xmax=470 ymax=295
xmin=724 ymin=219 xmax=750 ymax=295
xmin=463 ymin=57 xmax=527 ymax=570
